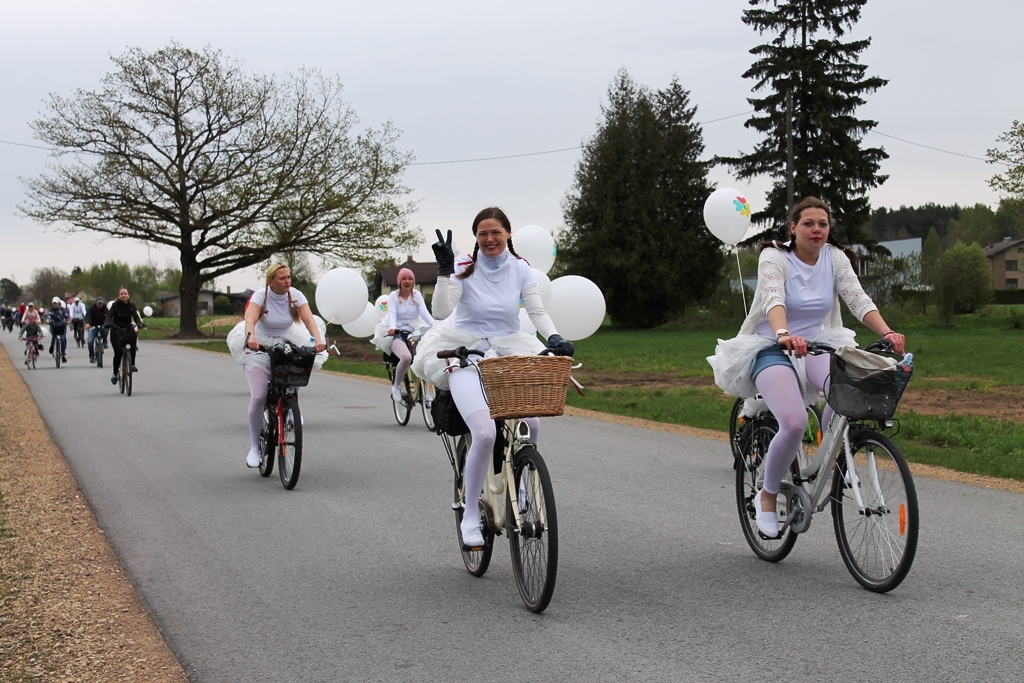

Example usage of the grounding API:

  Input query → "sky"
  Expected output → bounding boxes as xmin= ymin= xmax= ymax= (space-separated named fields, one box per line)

xmin=0 ymin=0 xmax=1019 ymax=296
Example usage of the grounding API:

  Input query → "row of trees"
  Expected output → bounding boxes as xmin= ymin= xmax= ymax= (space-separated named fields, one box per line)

xmin=0 ymin=262 xmax=183 ymax=308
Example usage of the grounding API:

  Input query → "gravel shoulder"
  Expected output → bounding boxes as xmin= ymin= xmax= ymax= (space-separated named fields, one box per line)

xmin=1 ymin=342 xmax=1021 ymax=681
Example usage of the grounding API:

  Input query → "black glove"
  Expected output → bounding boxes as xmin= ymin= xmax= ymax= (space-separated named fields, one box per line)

xmin=546 ymin=334 xmax=574 ymax=357
xmin=432 ymin=229 xmax=455 ymax=276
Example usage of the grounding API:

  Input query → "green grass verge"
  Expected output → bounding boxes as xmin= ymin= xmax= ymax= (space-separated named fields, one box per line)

xmin=180 ymin=311 xmax=1024 ymax=482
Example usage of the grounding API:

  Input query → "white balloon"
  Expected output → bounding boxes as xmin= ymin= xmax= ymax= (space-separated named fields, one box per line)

xmin=341 ymin=302 xmax=379 ymax=338
xmin=547 ymin=276 xmax=605 ymax=341
xmin=703 ymin=187 xmax=752 ymax=245
xmin=315 ymin=268 xmax=368 ymax=324
xmin=374 ymin=294 xmax=390 ymax=320
xmin=142 ymin=305 xmax=153 ymax=317
xmin=513 ymin=224 xmax=556 ymax=274
xmin=531 ymin=268 xmax=553 ymax=307
xmin=518 ymin=306 xmax=537 ymax=336
xmin=312 ymin=315 xmax=328 ymax=338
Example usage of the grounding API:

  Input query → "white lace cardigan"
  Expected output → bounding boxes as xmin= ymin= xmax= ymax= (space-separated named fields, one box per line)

xmin=708 ymin=244 xmax=878 ymax=400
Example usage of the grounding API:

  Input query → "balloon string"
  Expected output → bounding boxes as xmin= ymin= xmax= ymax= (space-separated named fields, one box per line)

xmin=736 ymin=250 xmax=748 ymax=316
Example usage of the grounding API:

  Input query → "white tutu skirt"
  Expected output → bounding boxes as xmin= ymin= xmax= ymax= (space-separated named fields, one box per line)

xmin=411 ymin=317 xmax=545 ymax=390
xmin=226 ymin=320 xmax=328 ymax=373
xmin=370 ymin=318 xmax=432 ymax=355
xmin=707 ymin=327 xmax=857 ymax=404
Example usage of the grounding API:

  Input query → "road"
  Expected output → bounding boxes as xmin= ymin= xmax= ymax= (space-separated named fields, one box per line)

xmin=4 ymin=332 xmax=1023 ymax=682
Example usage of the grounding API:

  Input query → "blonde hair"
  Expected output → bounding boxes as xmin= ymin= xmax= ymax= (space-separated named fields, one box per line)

xmin=262 ymin=262 xmax=300 ymax=322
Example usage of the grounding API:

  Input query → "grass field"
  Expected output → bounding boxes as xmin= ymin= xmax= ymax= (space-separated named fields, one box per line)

xmin=181 ymin=303 xmax=1024 ymax=482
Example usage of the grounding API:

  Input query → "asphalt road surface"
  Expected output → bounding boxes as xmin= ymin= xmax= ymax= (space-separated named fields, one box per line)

xmin=4 ymin=332 xmax=1023 ymax=682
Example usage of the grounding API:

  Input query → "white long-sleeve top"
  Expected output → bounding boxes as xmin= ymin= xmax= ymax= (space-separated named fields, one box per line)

xmin=432 ymin=251 xmax=557 ymax=340
xmin=387 ymin=289 xmax=435 ymax=331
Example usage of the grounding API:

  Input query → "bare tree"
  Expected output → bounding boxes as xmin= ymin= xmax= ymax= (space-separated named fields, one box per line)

xmin=20 ymin=42 xmax=418 ymax=335
xmin=28 ymin=267 xmax=70 ymax=305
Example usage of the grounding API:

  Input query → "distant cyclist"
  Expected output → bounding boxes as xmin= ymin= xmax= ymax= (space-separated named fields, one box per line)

xmin=47 ymin=297 xmax=69 ymax=363
xmin=68 ymin=296 xmax=87 ymax=345
xmin=85 ymin=297 xmax=109 ymax=363
xmin=105 ymin=288 xmax=145 ymax=384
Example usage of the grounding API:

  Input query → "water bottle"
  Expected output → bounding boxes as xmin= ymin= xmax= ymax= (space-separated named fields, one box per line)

xmin=897 ymin=352 xmax=914 ymax=372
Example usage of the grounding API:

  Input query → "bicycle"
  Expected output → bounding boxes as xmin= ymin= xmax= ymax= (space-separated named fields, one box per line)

xmin=734 ymin=339 xmax=919 ymax=592
xmin=51 ymin=332 xmax=67 ymax=369
xmin=22 ymin=335 xmax=41 ymax=369
xmin=435 ymin=346 xmax=573 ymax=613
xmin=110 ymin=324 xmax=142 ymax=396
xmin=72 ymin=319 xmax=86 ymax=348
xmin=250 ymin=337 xmax=315 ymax=490
xmin=382 ymin=328 xmax=435 ymax=430
xmin=90 ymin=326 xmax=108 ymax=369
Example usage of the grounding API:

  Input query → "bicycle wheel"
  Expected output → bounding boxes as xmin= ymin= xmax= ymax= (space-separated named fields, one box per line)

xmin=454 ymin=434 xmax=494 ymax=576
xmin=258 ymin=401 xmax=276 ymax=477
xmin=507 ymin=446 xmax=558 ymax=613
xmin=392 ymin=371 xmax=412 ymax=426
xmin=95 ymin=340 xmax=103 ymax=369
xmin=277 ymin=395 xmax=302 ymax=489
xmin=119 ymin=353 xmax=128 ymax=394
xmin=420 ymin=379 xmax=436 ymax=431
xmin=735 ymin=416 xmax=799 ymax=562
xmin=54 ymin=349 xmax=61 ymax=369
xmin=728 ymin=396 xmax=744 ymax=465
xmin=831 ymin=429 xmax=919 ymax=593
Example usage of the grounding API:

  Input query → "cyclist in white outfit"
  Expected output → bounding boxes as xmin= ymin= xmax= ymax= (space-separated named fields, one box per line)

xmin=708 ymin=197 xmax=905 ymax=538
xmin=413 ymin=207 xmax=574 ymax=549
xmin=384 ymin=268 xmax=435 ymax=404
xmin=229 ymin=263 xmax=327 ymax=468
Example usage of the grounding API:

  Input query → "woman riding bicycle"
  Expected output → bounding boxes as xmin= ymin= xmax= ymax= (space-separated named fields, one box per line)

xmin=708 ymin=197 xmax=905 ymax=539
xmin=413 ymin=207 xmax=574 ymax=549
xmin=228 ymin=263 xmax=327 ymax=468
xmin=105 ymin=288 xmax=146 ymax=384
xmin=372 ymin=267 xmax=435 ymax=405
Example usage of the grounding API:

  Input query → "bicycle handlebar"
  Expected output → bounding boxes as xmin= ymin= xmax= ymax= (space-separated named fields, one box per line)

xmin=778 ymin=338 xmax=896 ymax=355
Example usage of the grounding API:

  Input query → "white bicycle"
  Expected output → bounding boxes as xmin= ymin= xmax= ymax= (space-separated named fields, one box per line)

xmin=734 ymin=339 xmax=919 ymax=592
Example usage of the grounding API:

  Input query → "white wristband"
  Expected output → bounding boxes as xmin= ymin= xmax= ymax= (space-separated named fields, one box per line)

xmin=775 ymin=328 xmax=790 ymax=338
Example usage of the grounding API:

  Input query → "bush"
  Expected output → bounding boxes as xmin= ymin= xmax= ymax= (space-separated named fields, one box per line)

xmin=933 ymin=243 xmax=992 ymax=325
xmin=213 ymin=295 xmax=232 ymax=315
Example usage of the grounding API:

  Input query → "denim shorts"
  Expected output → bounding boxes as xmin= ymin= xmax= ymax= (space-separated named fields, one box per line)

xmin=751 ymin=344 xmax=794 ymax=380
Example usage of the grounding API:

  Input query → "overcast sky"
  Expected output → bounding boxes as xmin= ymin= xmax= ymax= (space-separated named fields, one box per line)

xmin=1 ymin=0 xmax=1018 ymax=295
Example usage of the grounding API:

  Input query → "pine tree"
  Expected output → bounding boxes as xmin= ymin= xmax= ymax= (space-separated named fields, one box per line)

xmin=559 ymin=70 xmax=722 ymax=328
xmin=719 ymin=0 xmax=888 ymax=244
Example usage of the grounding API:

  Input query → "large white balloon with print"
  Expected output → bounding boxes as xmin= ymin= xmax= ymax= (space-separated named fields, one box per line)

xmin=703 ymin=188 xmax=752 ymax=246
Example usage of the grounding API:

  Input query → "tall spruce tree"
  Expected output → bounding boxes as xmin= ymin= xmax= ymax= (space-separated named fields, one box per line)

xmin=720 ymin=0 xmax=888 ymax=244
xmin=559 ymin=70 xmax=721 ymax=328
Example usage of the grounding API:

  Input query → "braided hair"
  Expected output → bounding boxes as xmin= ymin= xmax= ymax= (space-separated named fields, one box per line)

xmin=457 ymin=207 xmax=523 ymax=280
xmin=758 ymin=196 xmax=859 ymax=271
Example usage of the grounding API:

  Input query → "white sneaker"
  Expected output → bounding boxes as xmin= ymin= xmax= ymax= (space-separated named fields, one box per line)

xmin=460 ymin=521 xmax=485 ymax=548
xmin=246 ymin=448 xmax=260 ymax=468
xmin=753 ymin=489 xmax=780 ymax=538
xmin=391 ymin=386 xmax=403 ymax=403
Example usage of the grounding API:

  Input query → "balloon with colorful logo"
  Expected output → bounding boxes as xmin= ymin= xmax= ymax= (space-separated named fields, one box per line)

xmin=703 ymin=188 xmax=751 ymax=246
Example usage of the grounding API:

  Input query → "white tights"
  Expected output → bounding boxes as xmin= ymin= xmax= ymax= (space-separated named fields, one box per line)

xmin=753 ymin=354 xmax=833 ymax=496
xmin=391 ymin=338 xmax=412 ymax=389
xmin=448 ymin=366 xmax=539 ymax=530
xmin=245 ymin=366 xmax=269 ymax=452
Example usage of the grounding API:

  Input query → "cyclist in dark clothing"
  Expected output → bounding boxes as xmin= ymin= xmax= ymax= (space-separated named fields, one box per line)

xmin=85 ymin=298 xmax=109 ymax=363
xmin=105 ymin=288 xmax=145 ymax=384
xmin=47 ymin=297 xmax=69 ymax=362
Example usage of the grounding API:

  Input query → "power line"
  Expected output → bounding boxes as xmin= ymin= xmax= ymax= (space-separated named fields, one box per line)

xmin=871 ymin=130 xmax=993 ymax=163
xmin=0 ymin=138 xmax=53 ymax=151
xmin=408 ymin=110 xmax=756 ymax=166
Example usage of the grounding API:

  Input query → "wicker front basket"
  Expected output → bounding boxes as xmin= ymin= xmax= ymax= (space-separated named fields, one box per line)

xmin=477 ymin=355 xmax=573 ymax=419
